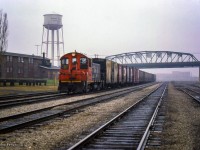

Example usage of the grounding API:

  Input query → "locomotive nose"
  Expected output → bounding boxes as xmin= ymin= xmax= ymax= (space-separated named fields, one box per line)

xmin=71 ymin=67 xmax=76 ymax=72
xmin=69 ymin=75 xmax=76 ymax=80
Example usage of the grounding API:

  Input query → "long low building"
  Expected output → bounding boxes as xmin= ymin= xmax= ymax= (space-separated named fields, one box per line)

xmin=0 ymin=52 xmax=60 ymax=80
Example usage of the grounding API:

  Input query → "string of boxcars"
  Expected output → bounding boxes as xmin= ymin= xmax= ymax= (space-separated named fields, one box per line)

xmin=58 ymin=51 xmax=156 ymax=93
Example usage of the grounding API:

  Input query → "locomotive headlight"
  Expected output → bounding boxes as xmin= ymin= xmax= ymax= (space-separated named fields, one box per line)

xmin=72 ymin=53 xmax=76 ymax=56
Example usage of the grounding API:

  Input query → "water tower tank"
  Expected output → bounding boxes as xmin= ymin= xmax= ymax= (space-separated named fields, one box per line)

xmin=41 ymin=13 xmax=64 ymax=66
xmin=43 ymin=14 xmax=62 ymax=30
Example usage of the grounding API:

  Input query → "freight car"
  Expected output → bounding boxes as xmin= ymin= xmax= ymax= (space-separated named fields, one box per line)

xmin=92 ymin=58 xmax=120 ymax=88
xmin=58 ymin=51 xmax=156 ymax=93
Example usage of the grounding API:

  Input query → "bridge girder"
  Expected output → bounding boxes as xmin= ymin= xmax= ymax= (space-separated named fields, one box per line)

xmin=125 ymin=62 xmax=200 ymax=69
xmin=105 ymin=51 xmax=200 ymax=68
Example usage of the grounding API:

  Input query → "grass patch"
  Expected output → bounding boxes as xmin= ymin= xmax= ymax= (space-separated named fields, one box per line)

xmin=47 ymin=79 xmax=59 ymax=86
xmin=0 ymin=78 xmax=59 ymax=95
xmin=0 ymin=85 xmax=58 ymax=96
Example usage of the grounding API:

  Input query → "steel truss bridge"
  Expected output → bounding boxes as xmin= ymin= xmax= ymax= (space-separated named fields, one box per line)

xmin=105 ymin=51 xmax=200 ymax=69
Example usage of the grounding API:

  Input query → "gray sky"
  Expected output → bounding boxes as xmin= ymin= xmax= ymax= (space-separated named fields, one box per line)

xmin=1 ymin=0 xmax=200 ymax=76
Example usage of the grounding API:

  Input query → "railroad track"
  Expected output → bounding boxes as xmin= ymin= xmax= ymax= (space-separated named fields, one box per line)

xmin=0 ymin=92 xmax=68 ymax=109
xmin=145 ymin=87 xmax=168 ymax=149
xmin=0 ymin=83 xmax=157 ymax=134
xmin=0 ymin=83 xmax=156 ymax=109
xmin=68 ymin=83 xmax=167 ymax=150
xmin=0 ymin=91 xmax=57 ymax=100
xmin=0 ymin=87 xmax=127 ymax=109
xmin=178 ymin=87 xmax=200 ymax=103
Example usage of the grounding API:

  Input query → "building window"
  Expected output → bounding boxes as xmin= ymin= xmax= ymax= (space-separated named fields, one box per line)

xmin=7 ymin=56 xmax=12 ymax=62
xmin=7 ymin=67 xmax=12 ymax=73
xmin=18 ymin=68 xmax=23 ymax=74
xmin=18 ymin=57 xmax=24 ymax=63
xmin=29 ymin=58 xmax=33 ymax=63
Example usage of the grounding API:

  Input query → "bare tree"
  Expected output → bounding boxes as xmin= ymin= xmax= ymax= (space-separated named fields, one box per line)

xmin=0 ymin=10 xmax=8 ymax=61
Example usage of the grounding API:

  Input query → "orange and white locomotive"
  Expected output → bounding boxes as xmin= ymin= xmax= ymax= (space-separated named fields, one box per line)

xmin=58 ymin=51 xmax=101 ymax=93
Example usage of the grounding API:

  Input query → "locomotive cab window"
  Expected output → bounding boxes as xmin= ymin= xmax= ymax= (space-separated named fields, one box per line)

xmin=80 ymin=57 xmax=88 ymax=69
xmin=61 ymin=58 xmax=69 ymax=69
xmin=72 ymin=57 xmax=77 ymax=65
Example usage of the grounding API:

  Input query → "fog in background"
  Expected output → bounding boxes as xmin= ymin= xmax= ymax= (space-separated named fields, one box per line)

xmin=1 ymin=0 xmax=200 ymax=76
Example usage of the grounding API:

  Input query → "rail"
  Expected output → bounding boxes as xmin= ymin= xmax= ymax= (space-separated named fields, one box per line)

xmin=68 ymin=83 xmax=167 ymax=149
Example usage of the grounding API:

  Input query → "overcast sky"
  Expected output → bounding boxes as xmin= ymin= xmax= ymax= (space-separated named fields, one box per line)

xmin=1 ymin=0 xmax=200 ymax=76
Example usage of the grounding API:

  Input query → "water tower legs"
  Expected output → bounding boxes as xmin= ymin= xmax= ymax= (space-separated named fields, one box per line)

xmin=47 ymin=29 xmax=49 ymax=57
xmin=41 ymin=26 xmax=64 ymax=66
xmin=57 ymin=30 xmax=60 ymax=66
xmin=62 ymin=28 xmax=64 ymax=54
xmin=51 ymin=30 xmax=54 ymax=66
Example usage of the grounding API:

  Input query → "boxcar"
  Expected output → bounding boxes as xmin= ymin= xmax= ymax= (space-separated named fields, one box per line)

xmin=122 ymin=65 xmax=127 ymax=84
xmin=139 ymin=70 xmax=145 ymax=83
xmin=118 ymin=64 xmax=123 ymax=85
xmin=134 ymin=68 xmax=139 ymax=84
xmin=129 ymin=67 xmax=133 ymax=83
xmin=93 ymin=58 xmax=113 ymax=87
xmin=111 ymin=61 xmax=118 ymax=85
xmin=126 ymin=66 xmax=130 ymax=84
xmin=92 ymin=63 xmax=101 ymax=82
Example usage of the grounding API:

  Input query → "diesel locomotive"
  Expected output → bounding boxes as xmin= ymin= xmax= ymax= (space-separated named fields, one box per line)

xmin=58 ymin=51 xmax=156 ymax=93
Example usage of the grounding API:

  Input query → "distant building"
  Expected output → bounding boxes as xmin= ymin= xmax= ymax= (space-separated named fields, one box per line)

xmin=0 ymin=52 xmax=59 ymax=79
xmin=156 ymin=71 xmax=198 ymax=81
xmin=172 ymin=71 xmax=191 ymax=80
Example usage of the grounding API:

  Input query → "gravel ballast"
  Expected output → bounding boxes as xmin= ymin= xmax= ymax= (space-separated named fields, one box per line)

xmin=0 ymin=84 xmax=153 ymax=118
xmin=161 ymin=83 xmax=200 ymax=149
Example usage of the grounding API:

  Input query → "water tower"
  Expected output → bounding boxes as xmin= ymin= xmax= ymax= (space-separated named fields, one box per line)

xmin=41 ymin=14 xmax=64 ymax=66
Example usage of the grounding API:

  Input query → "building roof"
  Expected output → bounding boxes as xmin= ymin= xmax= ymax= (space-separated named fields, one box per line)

xmin=3 ymin=52 xmax=50 ymax=60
